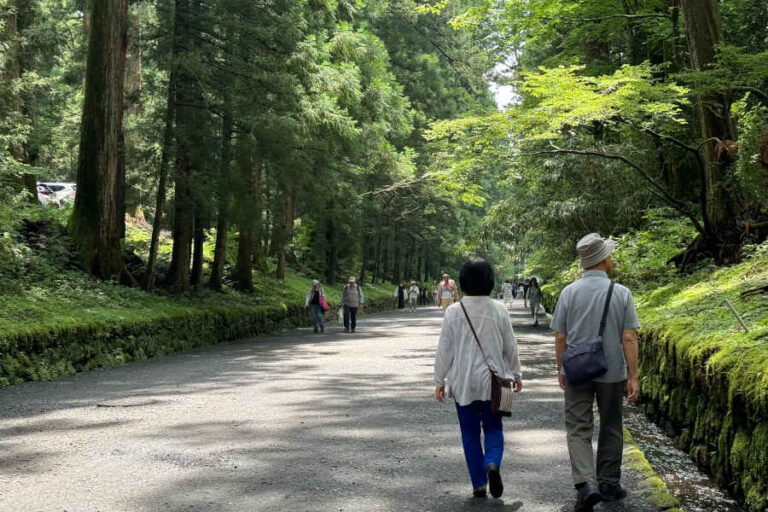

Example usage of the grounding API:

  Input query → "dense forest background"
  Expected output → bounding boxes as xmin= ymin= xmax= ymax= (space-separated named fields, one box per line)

xmin=1 ymin=0 xmax=767 ymax=292
xmin=1 ymin=0 xmax=501 ymax=293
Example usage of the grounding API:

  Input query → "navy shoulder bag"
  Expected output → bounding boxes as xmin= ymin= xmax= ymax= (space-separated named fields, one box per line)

xmin=561 ymin=281 xmax=614 ymax=385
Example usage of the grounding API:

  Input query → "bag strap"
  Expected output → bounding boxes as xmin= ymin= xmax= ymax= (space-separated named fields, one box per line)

xmin=459 ymin=301 xmax=496 ymax=376
xmin=598 ymin=281 xmax=615 ymax=338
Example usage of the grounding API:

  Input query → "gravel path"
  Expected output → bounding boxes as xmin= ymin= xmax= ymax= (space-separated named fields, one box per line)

xmin=0 ymin=301 xmax=660 ymax=511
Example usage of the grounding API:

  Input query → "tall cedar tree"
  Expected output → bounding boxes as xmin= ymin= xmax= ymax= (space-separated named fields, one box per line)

xmin=69 ymin=0 xmax=128 ymax=279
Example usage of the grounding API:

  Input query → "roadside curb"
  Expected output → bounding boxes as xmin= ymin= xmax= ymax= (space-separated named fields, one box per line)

xmin=623 ymin=427 xmax=682 ymax=511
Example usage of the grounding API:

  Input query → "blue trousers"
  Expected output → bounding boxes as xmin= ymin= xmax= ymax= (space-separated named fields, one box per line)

xmin=456 ymin=400 xmax=504 ymax=489
xmin=310 ymin=304 xmax=325 ymax=331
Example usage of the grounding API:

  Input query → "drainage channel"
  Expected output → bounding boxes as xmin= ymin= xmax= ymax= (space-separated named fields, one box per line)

xmin=624 ymin=405 xmax=742 ymax=512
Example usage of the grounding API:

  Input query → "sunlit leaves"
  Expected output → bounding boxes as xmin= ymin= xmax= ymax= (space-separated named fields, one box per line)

xmin=512 ymin=63 xmax=690 ymax=139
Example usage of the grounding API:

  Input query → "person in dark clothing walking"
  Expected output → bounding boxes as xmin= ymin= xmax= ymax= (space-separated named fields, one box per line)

xmin=419 ymin=282 xmax=428 ymax=306
xmin=395 ymin=283 xmax=406 ymax=309
xmin=305 ymin=279 xmax=326 ymax=333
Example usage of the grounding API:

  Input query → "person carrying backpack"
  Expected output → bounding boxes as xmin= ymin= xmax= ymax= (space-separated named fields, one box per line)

xmin=341 ymin=277 xmax=364 ymax=333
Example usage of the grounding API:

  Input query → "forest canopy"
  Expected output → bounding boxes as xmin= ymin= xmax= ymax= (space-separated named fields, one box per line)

xmin=1 ymin=0 xmax=767 ymax=291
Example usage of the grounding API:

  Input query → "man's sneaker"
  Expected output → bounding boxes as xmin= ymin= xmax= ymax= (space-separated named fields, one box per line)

xmin=575 ymin=482 xmax=602 ymax=512
xmin=486 ymin=463 xmax=503 ymax=498
xmin=351 ymin=329 xmax=356 ymax=333
xmin=472 ymin=487 xmax=487 ymax=499
xmin=599 ymin=482 xmax=627 ymax=501
xmin=343 ymin=328 xmax=349 ymax=333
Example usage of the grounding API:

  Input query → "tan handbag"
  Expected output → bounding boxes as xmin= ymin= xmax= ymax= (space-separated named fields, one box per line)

xmin=459 ymin=301 xmax=515 ymax=416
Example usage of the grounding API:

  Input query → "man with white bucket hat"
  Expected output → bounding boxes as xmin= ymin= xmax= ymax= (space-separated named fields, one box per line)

xmin=340 ymin=276 xmax=364 ymax=333
xmin=550 ymin=233 xmax=640 ymax=511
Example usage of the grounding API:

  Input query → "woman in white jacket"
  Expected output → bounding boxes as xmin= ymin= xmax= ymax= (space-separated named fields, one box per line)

xmin=434 ymin=258 xmax=523 ymax=499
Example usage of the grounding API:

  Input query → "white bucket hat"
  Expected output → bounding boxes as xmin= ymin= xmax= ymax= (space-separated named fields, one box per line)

xmin=577 ymin=233 xmax=616 ymax=269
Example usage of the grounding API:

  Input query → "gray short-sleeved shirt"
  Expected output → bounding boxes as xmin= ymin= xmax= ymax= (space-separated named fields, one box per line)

xmin=550 ymin=270 xmax=640 ymax=383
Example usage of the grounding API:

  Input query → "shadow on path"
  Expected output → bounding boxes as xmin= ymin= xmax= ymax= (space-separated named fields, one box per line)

xmin=0 ymin=302 xmax=658 ymax=512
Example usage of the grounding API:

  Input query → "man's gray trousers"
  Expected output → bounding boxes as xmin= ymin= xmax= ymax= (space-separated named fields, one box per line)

xmin=564 ymin=380 xmax=625 ymax=486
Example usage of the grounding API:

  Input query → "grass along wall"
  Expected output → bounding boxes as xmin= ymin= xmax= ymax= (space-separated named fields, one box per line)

xmin=636 ymin=249 xmax=768 ymax=511
xmin=0 ymin=269 xmax=398 ymax=388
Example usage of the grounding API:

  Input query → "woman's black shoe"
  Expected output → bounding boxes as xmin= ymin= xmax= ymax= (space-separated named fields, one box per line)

xmin=486 ymin=463 xmax=503 ymax=498
xmin=472 ymin=487 xmax=487 ymax=498
xmin=599 ymin=482 xmax=627 ymax=501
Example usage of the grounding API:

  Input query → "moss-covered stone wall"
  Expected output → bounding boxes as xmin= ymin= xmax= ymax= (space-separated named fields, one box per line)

xmin=639 ymin=328 xmax=767 ymax=511
xmin=0 ymin=297 xmax=396 ymax=388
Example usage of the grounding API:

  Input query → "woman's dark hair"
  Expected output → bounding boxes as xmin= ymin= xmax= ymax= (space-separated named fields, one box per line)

xmin=459 ymin=258 xmax=495 ymax=296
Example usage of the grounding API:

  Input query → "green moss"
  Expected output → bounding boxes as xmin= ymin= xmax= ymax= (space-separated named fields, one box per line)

xmin=623 ymin=428 xmax=681 ymax=510
xmin=0 ymin=266 xmax=400 ymax=387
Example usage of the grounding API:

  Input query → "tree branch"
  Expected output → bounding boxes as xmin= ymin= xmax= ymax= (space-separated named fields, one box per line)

xmin=732 ymin=86 xmax=768 ymax=104
xmin=560 ymin=13 xmax=672 ymax=23
xmin=521 ymin=145 xmax=705 ymax=234
xmin=617 ymin=117 xmax=711 ymax=232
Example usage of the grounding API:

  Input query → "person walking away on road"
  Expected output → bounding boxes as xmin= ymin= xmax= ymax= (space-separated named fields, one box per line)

xmin=438 ymin=274 xmax=456 ymax=312
xmin=511 ymin=282 xmax=518 ymax=301
xmin=408 ymin=281 xmax=420 ymax=311
xmin=341 ymin=277 xmax=364 ymax=333
xmin=523 ymin=279 xmax=531 ymax=308
xmin=449 ymin=278 xmax=460 ymax=302
xmin=432 ymin=281 xmax=440 ymax=306
xmin=528 ymin=278 xmax=542 ymax=327
xmin=305 ymin=279 xmax=326 ymax=333
xmin=434 ymin=258 xmax=523 ymax=499
xmin=419 ymin=282 xmax=428 ymax=307
xmin=395 ymin=282 xmax=406 ymax=309
xmin=502 ymin=280 xmax=513 ymax=307
xmin=550 ymin=233 xmax=640 ymax=511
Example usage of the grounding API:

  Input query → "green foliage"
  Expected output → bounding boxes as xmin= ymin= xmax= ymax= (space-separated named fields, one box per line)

xmin=512 ymin=63 xmax=690 ymax=139
xmin=611 ymin=209 xmax=698 ymax=289
xmin=732 ymin=95 xmax=768 ymax=205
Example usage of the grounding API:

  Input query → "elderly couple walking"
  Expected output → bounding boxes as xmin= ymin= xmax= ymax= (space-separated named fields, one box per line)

xmin=305 ymin=276 xmax=364 ymax=334
xmin=434 ymin=233 xmax=640 ymax=511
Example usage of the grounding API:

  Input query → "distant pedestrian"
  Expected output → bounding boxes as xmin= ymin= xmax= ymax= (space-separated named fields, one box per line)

xmin=432 ymin=281 xmax=440 ymax=306
xmin=438 ymin=274 xmax=456 ymax=312
xmin=502 ymin=280 xmax=514 ymax=306
xmin=341 ymin=276 xmax=364 ymax=333
xmin=305 ymin=279 xmax=327 ymax=333
xmin=408 ymin=281 xmax=420 ymax=311
xmin=551 ymin=233 xmax=640 ymax=511
xmin=435 ymin=258 xmax=523 ymax=499
xmin=523 ymin=279 xmax=531 ymax=308
xmin=395 ymin=283 xmax=406 ymax=309
xmin=528 ymin=278 xmax=542 ymax=327
xmin=419 ymin=282 xmax=428 ymax=307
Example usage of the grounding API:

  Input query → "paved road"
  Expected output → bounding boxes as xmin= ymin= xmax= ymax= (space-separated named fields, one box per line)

xmin=0 ymin=302 xmax=656 ymax=511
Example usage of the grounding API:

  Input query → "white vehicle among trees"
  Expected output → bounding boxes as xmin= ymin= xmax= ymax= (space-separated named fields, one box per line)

xmin=37 ymin=182 xmax=76 ymax=207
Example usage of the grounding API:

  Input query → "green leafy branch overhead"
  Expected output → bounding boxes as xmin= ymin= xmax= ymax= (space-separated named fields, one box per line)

xmin=511 ymin=63 xmax=690 ymax=140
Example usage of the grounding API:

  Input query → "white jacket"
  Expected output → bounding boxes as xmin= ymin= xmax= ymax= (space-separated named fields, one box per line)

xmin=434 ymin=296 xmax=523 ymax=406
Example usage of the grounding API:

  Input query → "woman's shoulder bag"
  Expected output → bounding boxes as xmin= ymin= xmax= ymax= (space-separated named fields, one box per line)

xmin=459 ymin=301 xmax=514 ymax=416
